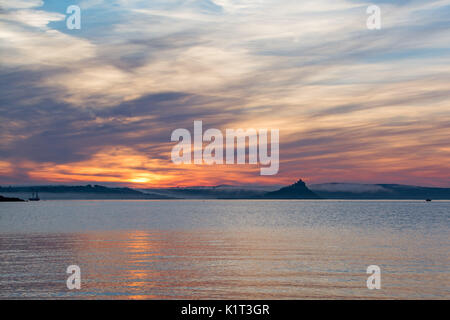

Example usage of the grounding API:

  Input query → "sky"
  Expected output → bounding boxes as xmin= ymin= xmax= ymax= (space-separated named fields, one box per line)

xmin=0 ymin=0 xmax=449 ymax=187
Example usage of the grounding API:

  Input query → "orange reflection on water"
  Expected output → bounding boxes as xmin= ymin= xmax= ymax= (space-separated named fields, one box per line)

xmin=6 ymin=226 xmax=446 ymax=299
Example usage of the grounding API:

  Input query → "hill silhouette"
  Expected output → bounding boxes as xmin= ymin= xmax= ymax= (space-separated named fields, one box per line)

xmin=309 ymin=183 xmax=450 ymax=199
xmin=0 ymin=185 xmax=173 ymax=200
xmin=0 ymin=195 xmax=25 ymax=202
xmin=264 ymin=179 xmax=320 ymax=199
xmin=2 ymin=180 xmax=449 ymax=200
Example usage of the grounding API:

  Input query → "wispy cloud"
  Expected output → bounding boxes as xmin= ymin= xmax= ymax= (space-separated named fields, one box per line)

xmin=0 ymin=0 xmax=449 ymax=186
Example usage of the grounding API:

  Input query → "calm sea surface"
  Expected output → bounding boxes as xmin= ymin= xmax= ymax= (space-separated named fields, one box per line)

xmin=0 ymin=200 xmax=448 ymax=299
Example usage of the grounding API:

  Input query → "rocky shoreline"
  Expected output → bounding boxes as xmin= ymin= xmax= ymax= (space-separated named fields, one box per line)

xmin=0 ymin=195 xmax=25 ymax=202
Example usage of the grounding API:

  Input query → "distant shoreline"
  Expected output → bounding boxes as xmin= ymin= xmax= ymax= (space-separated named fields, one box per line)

xmin=2 ymin=179 xmax=450 ymax=201
xmin=0 ymin=195 xmax=25 ymax=202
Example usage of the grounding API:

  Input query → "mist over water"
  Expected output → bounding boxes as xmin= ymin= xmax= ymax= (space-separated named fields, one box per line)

xmin=0 ymin=200 xmax=448 ymax=299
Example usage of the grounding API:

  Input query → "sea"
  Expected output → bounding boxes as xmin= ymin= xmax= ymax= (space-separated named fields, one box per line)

xmin=0 ymin=200 xmax=448 ymax=299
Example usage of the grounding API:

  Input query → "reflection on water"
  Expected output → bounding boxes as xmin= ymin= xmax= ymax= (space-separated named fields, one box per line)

xmin=0 ymin=200 xmax=449 ymax=299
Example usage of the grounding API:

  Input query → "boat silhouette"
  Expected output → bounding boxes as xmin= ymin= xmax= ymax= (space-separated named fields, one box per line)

xmin=29 ymin=191 xmax=40 ymax=201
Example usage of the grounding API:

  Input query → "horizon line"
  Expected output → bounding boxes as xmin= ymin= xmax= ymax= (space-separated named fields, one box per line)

xmin=1 ymin=181 xmax=450 ymax=189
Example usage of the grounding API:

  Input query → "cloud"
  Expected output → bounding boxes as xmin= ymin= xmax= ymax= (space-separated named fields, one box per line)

xmin=0 ymin=9 xmax=64 ymax=28
xmin=310 ymin=183 xmax=391 ymax=193
xmin=1 ymin=0 xmax=449 ymax=187
xmin=0 ymin=0 xmax=43 ymax=10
